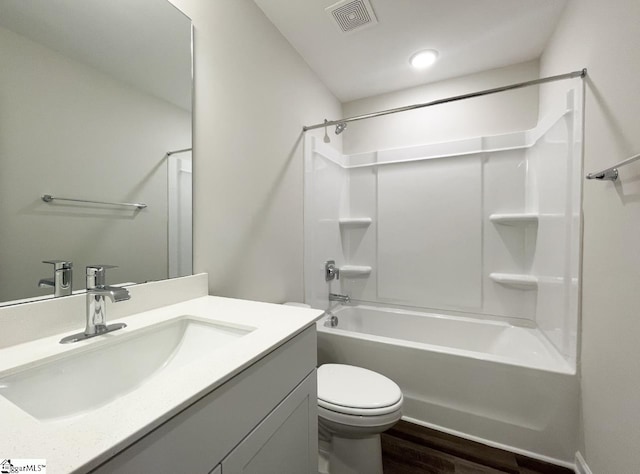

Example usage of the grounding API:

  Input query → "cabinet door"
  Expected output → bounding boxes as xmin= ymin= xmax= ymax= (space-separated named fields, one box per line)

xmin=222 ymin=370 xmax=318 ymax=474
xmin=91 ymin=327 xmax=317 ymax=474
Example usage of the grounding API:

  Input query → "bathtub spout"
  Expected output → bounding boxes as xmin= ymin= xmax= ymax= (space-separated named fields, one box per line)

xmin=329 ymin=293 xmax=350 ymax=303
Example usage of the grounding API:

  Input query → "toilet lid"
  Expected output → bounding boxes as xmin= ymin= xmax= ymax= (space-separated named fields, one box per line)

xmin=317 ymin=364 xmax=402 ymax=411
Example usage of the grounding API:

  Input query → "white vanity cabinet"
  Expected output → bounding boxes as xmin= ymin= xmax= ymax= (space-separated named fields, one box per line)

xmin=92 ymin=326 xmax=318 ymax=474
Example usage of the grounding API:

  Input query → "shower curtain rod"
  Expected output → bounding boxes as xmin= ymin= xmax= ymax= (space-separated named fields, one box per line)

xmin=166 ymin=147 xmax=192 ymax=157
xmin=302 ymin=69 xmax=587 ymax=132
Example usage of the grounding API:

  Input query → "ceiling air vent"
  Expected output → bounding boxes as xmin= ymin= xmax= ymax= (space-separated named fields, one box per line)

xmin=326 ymin=0 xmax=378 ymax=34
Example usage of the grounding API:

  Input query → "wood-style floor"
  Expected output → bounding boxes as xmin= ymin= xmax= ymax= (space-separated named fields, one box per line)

xmin=381 ymin=421 xmax=574 ymax=474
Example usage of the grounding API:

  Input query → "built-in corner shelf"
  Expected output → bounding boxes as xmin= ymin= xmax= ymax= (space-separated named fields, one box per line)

xmin=489 ymin=273 xmax=538 ymax=290
xmin=489 ymin=213 xmax=538 ymax=226
xmin=339 ymin=265 xmax=372 ymax=278
xmin=338 ymin=217 xmax=372 ymax=228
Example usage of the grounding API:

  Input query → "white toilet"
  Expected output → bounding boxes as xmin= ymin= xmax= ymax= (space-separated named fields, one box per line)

xmin=317 ymin=364 xmax=403 ymax=474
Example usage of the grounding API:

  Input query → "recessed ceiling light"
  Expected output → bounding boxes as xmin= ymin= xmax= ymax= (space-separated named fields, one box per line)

xmin=410 ymin=49 xmax=438 ymax=69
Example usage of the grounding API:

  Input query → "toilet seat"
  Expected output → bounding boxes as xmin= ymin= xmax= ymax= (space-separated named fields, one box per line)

xmin=319 ymin=396 xmax=403 ymax=416
xmin=317 ymin=364 xmax=402 ymax=417
xmin=318 ymin=403 xmax=402 ymax=430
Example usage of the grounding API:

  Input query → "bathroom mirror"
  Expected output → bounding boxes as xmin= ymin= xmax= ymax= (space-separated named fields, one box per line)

xmin=0 ymin=0 xmax=193 ymax=305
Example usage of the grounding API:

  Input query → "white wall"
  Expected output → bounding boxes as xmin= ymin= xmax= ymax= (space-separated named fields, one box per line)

xmin=168 ymin=0 xmax=342 ymax=303
xmin=342 ymin=60 xmax=540 ymax=155
xmin=540 ymin=1 xmax=640 ymax=471
xmin=0 ymin=26 xmax=190 ymax=302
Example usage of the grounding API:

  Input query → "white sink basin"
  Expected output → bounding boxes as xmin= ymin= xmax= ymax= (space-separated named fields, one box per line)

xmin=0 ymin=316 xmax=255 ymax=421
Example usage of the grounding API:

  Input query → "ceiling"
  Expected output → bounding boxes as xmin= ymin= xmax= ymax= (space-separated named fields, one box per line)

xmin=253 ymin=0 xmax=568 ymax=103
xmin=0 ymin=0 xmax=192 ymax=110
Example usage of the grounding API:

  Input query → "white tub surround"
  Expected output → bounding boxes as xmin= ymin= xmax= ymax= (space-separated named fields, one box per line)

xmin=305 ymin=79 xmax=583 ymax=465
xmin=0 ymin=274 xmax=323 ymax=473
xmin=317 ymin=305 xmax=579 ymax=466
xmin=305 ymin=85 xmax=583 ymax=366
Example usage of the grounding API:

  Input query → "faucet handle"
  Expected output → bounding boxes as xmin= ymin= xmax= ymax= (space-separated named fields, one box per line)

xmin=43 ymin=260 xmax=73 ymax=270
xmin=86 ymin=264 xmax=118 ymax=288
xmin=325 ymin=260 xmax=340 ymax=281
xmin=86 ymin=264 xmax=117 ymax=272
xmin=40 ymin=260 xmax=72 ymax=296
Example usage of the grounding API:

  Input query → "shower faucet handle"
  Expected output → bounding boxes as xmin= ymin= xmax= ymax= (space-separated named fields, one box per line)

xmin=325 ymin=260 xmax=340 ymax=281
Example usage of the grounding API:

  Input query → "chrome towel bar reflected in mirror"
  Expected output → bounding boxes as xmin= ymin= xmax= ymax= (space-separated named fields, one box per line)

xmin=41 ymin=194 xmax=147 ymax=210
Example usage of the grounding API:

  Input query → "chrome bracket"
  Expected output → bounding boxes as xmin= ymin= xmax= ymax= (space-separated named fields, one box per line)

xmin=586 ymin=168 xmax=619 ymax=181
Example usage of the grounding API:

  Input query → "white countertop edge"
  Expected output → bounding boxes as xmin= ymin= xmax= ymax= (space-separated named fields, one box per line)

xmin=0 ymin=295 xmax=323 ymax=473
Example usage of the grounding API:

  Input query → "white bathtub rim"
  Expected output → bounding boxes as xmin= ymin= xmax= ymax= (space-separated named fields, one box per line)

xmin=317 ymin=322 xmax=575 ymax=375
xmin=325 ymin=304 xmax=575 ymax=374
xmin=333 ymin=301 xmax=538 ymax=329
xmin=402 ymin=415 xmax=576 ymax=471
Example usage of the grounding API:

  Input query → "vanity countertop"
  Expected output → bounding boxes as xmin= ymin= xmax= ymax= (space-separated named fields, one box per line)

xmin=0 ymin=295 xmax=323 ymax=473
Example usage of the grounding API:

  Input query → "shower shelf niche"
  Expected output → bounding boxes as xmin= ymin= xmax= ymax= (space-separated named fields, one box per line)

xmin=489 ymin=212 xmax=538 ymax=291
xmin=489 ymin=273 xmax=538 ymax=290
xmin=339 ymin=265 xmax=372 ymax=278
xmin=338 ymin=217 xmax=372 ymax=228
xmin=489 ymin=213 xmax=539 ymax=226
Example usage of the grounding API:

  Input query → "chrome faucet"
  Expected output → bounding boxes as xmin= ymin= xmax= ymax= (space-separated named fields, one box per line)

xmin=38 ymin=260 xmax=73 ymax=297
xmin=60 ymin=265 xmax=130 ymax=344
xmin=325 ymin=260 xmax=340 ymax=281
xmin=329 ymin=293 xmax=350 ymax=303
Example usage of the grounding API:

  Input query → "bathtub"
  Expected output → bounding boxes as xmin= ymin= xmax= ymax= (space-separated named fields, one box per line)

xmin=316 ymin=304 xmax=579 ymax=467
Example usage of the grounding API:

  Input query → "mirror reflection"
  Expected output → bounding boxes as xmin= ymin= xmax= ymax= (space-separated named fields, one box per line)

xmin=0 ymin=0 xmax=193 ymax=305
